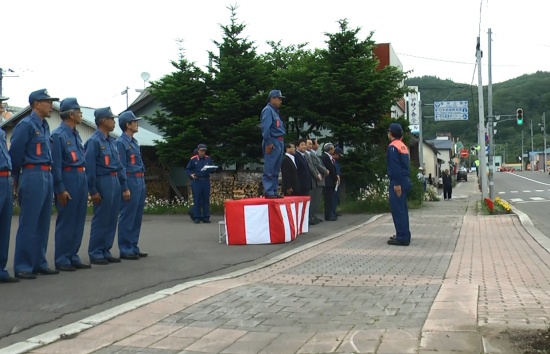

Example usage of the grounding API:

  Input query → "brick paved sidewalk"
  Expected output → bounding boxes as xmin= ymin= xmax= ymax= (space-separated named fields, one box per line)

xmin=7 ymin=181 xmax=550 ymax=354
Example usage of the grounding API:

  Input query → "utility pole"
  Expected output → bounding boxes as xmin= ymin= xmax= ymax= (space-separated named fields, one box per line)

xmin=521 ymin=128 xmax=524 ymax=171
xmin=487 ymin=28 xmax=495 ymax=200
xmin=544 ymin=112 xmax=547 ymax=172
xmin=476 ymin=37 xmax=488 ymax=199
xmin=531 ymin=119 xmax=534 ymax=171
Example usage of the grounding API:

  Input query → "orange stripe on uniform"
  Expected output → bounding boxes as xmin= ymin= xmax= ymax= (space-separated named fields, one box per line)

xmin=390 ymin=140 xmax=409 ymax=155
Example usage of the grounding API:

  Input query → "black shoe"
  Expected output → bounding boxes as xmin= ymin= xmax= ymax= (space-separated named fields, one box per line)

xmin=276 ymin=194 xmax=284 ymax=198
xmin=387 ymin=239 xmax=410 ymax=246
xmin=91 ymin=258 xmax=109 ymax=265
xmin=15 ymin=272 xmax=36 ymax=280
xmin=56 ymin=265 xmax=76 ymax=272
xmin=203 ymin=219 xmax=211 ymax=223
xmin=137 ymin=252 xmax=148 ymax=258
xmin=325 ymin=217 xmax=337 ymax=221
xmin=194 ymin=220 xmax=200 ymax=224
xmin=264 ymin=195 xmax=278 ymax=199
xmin=35 ymin=268 xmax=60 ymax=275
xmin=1 ymin=276 xmax=20 ymax=283
xmin=106 ymin=256 xmax=121 ymax=263
xmin=389 ymin=235 xmax=396 ymax=240
xmin=120 ymin=254 xmax=139 ymax=260
xmin=73 ymin=263 xmax=92 ymax=269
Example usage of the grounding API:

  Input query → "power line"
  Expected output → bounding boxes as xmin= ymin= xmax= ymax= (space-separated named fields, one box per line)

xmin=396 ymin=52 xmax=520 ymax=67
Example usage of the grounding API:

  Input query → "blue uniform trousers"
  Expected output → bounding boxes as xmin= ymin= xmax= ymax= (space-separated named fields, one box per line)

xmin=262 ymin=139 xmax=284 ymax=196
xmin=0 ymin=176 xmax=13 ymax=279
xmin=118 ymin=176 xmax=146 ymax=256
xmin=14 ymin=169 xmax=53 ymax=273
xmin=389 ymin=178 xmax=411 ymax=243
xmin=88 ymin=175 xmax=121 ymax=260
xmin=54 ymin=170 xmax=87 ymax=267
xmin=191 ymin=178 xmax=210 ymax=221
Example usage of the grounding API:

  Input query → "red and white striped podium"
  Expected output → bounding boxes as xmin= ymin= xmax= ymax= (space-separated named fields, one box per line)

xmin=223 ymin=196 xmax=310 ymax=245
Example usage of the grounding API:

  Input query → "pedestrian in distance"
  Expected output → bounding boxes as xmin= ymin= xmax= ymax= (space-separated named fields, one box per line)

xmin=9 ymin=89 xmax=60 ymax=279
xmin=386 ymin=123 xmax=412 ymax=246
xmin=305 ymin=138 xmax=328 ymax=225
xmin=186 ymin=144 xmax=215 ymax=223
xmin=85 ymin=107 xmax=126 ymax=265
xmin=294 ymin=138 xmax=312 ymax=197
xmin=117 ymin=111 xmax=148 ymax=260
xmin=281 ymin=142 xmax=299 ymax=196
xmin=260 ymin=90 xmax=286 ymax=199
xmin=51 ymin=98 xmax=91 ymax=271
xmin=417 ymin=167 xmax=427 ymax=193
xmin=442 ymin=169 xmax=452 ymax=201
xmin=0 ymin=95 xmax=18 ymax=283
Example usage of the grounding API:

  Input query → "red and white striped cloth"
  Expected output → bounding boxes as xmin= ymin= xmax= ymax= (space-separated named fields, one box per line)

xmin=224 ymin=196 xmax=310 ymax=245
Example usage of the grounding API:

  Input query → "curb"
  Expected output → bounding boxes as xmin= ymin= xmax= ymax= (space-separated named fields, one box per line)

xmin=0 ymin=214 xmax=385 ymax=354
xmin=511 ymin=206 xmax=550 ymax=254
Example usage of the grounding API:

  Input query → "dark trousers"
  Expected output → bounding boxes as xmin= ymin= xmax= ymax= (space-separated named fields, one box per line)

xmin=14 ymin=169 xmax=53 ymax=274
xmin=89 ymin=175 xmax=121 ymax=261
xmin=323 ymin=186 xmax=335 ymax=220
xmin=191 ymin=178 xmax=211 ymax=221
xmin=55 ymin=169 xmax=87 ymax=267
xmin=119 ymin=176 xmax=146 ymax=256
xmin=443 ymin=185 xmax=452 ymax=200
xmin=389 ymin=178 xmax=411 ymax=243
xmin=0 ymin=176 xmax=13 ymax=279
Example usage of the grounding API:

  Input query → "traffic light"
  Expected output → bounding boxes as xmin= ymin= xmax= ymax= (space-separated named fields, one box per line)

xmin=516 ymin=108 xmax=524 ymax=125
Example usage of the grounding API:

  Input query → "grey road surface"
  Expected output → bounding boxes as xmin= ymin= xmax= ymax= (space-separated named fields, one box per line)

xmin=0 ymin=212 xmax=372 ymax=349
xmin=493 ymin=170 xmax=550 ymax=236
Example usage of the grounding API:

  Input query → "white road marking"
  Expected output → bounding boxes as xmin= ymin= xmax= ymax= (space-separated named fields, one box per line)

xmin=517 ymin=199 xmax=550 ymax=204
xmin=523 ymin=190 xmax=532 ymax=193
xmin=536 ymin=190 xmax=544 ymax=192
xmin=498 ymin=191 xmax=506 ymax=194
xmin=509 ymin=198 xmax=524 ymax=202
xmin=506 ymin=173 xmax=550 ymax=186
xmin=510 ymin=191 xmax=518 ymax=193
xmin=530 ymin=197 xmax=545 ymax=201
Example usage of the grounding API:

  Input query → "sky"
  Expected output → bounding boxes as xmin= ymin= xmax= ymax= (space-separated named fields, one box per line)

xmin=2 ymin=0 xmax=548 ymax=114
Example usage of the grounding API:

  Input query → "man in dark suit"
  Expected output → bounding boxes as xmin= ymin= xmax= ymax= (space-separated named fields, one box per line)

xmin=321 ymin=143 xmax=338 ymax=221
xmin=281 ymin=143 xmax=299 ymax=196
xmin=294 ymin=138 xmax=312 ymax=196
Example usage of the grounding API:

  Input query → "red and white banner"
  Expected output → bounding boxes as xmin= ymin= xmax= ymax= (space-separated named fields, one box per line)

xmin=224 ymin=196 xmax=310 ymax=245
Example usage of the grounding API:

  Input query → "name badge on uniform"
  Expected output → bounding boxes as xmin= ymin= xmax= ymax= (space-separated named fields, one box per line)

xmin=67 ymin=141 xmax=71 ymax=145
xmin=101 ymin=146 xmax=106 ymax=150
xmin=36 ymin=130 xmax=41 ymax=136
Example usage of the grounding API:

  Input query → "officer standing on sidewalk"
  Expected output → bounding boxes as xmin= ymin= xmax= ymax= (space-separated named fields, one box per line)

xmin=85 ymin=107 xmax=127 ymax=265
xmin=386 ymin=123 xmax=412 ymax=246
xmin=9 ymin=89 xmax=60 ymax=279
xmin=186 ymin=144 xmax=214 ymax=223
xmin=117 ymin=111 xmax=148 ymax=260
xmin=51 ymin=98 xmax=91 ymax=271
xmin=0 ymin=96 xmax=18 ymax=283
xmin=260 ymin=90 xmax=286 ymax=199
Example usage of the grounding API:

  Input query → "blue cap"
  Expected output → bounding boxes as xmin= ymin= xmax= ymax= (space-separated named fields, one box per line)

xmin=29 ymin=89 xmax=59 ymax=105
xmin=334 ymin=147 xmax=344 ymax=155
xmin=0 ymin=96 xmax=8 ymax=101
xmin=118 ymin=110 xmax=141 ymax=130
xmin=94 ymin=107 xmax=116 ymax=126
xmin=60 ymin=97 xmax=80 ymax=112
xmin=268 ymin=90 xmax=286 ymax=99
xmin=388 ymin=122 xmax=403 ymax=135
xmin=197 ymin=144 xmax=207 ymax=150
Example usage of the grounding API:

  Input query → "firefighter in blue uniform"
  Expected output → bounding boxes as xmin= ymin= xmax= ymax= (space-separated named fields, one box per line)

xmin=260 ymin=90 xmax=286 ymax=198
xmin=386 ymin=123 xmax=412 ymax=246
xmin=117 ymin=111 xmax=148 ymax=260
xmin=51 ymin=98 xmax=91 ymax=271
xmin=0 ymin=96 xmax=18 ymax=283
xmin=186 ymin=144 xmax=214 ymax=223
xmin=85 ymin=107 xmax=127 ymax=265
xmin=9 ymin=89 xmax=60 ymax=279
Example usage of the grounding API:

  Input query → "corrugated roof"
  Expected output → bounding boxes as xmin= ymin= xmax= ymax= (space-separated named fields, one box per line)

xmin=426 ymin=139 xmax=453 ymax=150
xmin=1 ymin=104 xmax=164 ymax=146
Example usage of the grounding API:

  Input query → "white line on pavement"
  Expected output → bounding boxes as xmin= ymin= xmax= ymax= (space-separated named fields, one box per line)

xmin=498 ymin=191 xmax=505 ymax=194
xmin=511 ymin=191 xmax=518 ymax=193
xmin=523 ymin=190 xmax=532 ymax=193
xmin=507 ymin=173 xmax=550 ymax=186
xmin=530 ymin=197 xmax=545 ymax=201
xmin=509 ymin=198 xmax=524 ymax=202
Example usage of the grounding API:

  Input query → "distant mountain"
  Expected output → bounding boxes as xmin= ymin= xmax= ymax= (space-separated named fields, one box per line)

xmin=406 ymin=71 xmax=550 ymax=163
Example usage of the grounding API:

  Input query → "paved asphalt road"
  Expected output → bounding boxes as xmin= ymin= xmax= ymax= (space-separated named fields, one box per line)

xmin=0 ymin=211 xmax=372 ymax=349
xmin=494 ymin=170 xmax=550 ymax=236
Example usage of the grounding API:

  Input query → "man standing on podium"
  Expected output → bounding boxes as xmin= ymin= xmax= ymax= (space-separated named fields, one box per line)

xmin=260 ymin=90 xmax=285 ymax=199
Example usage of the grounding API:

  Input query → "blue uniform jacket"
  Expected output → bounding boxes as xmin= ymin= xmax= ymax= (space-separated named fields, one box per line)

xmin=9 ymin=112 xmax=53 ymax=182
xmin=84 ymin=130 xmax=125 ymax=195
xmin=186 ymin=154 xmax=214 ymax=179
xmin=51 ymin=121 xmax=86 ymax=194
xmin=260 ymin=103 xmax=285 ymax=145
xmin=386 ymin=139 xmax=410 ymax=186
xmin=0 ymin=129 xmax=12 ymax=171
xmin=117 ymin=133 xmax=145 ymax=179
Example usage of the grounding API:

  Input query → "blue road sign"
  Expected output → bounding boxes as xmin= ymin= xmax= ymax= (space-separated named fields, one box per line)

xmin=434 ymin=101 xmax=469 ymax=121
